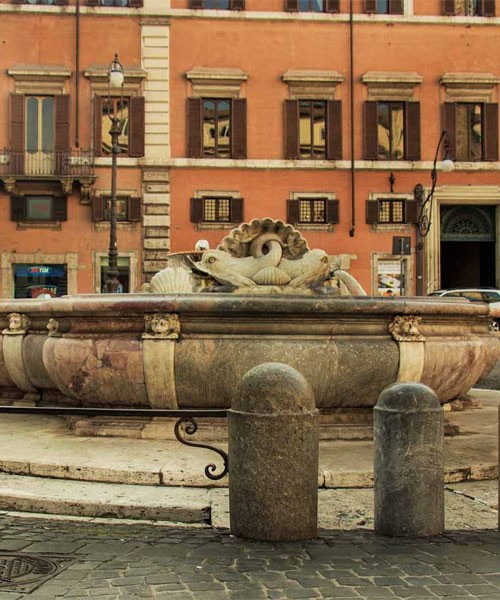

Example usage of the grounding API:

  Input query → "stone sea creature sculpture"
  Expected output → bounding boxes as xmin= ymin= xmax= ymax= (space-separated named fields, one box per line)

xmin=333 ymin=269 xmax=367 ymax=296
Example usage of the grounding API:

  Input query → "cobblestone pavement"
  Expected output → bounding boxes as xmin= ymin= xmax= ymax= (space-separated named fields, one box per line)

xmin=0 ymin=513 xmax=499 ymax=600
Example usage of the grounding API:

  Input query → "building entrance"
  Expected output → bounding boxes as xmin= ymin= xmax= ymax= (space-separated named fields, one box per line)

xmin=440 ymin=205 xmax=496 ymax=289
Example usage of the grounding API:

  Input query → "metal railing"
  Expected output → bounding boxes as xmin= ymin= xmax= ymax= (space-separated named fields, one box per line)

xmin=0 ymin=148 xmax=94 ymax=178
xmin=0 ymin=405 xmax=229 ymax=481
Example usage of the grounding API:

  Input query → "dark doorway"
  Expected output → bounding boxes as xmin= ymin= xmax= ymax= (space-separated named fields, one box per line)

xmin=441 ymin=241 xmax=495 ymax=288
xmin=440 ymin=205 xmax=496 ymax=289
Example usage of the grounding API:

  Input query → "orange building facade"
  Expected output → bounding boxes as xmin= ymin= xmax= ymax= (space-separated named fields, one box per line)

xmin=1 ymin=0 xmax=500 ymax=297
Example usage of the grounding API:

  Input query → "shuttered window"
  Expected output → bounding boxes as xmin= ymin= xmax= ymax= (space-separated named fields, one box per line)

xmin=364 ymin=101 xmax=420 ymax=161
xmin=187 ymin=98 xmax=247 ymax=159
xmin=95 ymin=95 xmax=145 ymax=158
xmin=442 ymin=0 xmax=495 ymax=15
xmin=11 ymin=196 xmax=67 ymax=222
xmin=92 ymin=196 xmax=142 ymax=222
xmin=444 ymin=102 xmax=499 ymax=161
xmin=364 ymin=0 xmax=404 ymax=14
xmin=188 ymin=0 xmax=245 ymax=8
xmin=86 ymin=0 xmax=143 ymax=5
xmin=366 ymin=199 xmax=418 ymax=224
xmin=285 ymin=0 xmax=340 ymax=11
xmin=287 ymin=198 xmax=339 ymax=224
xmin=190 ymin=197 xmax=244 ymax=223
xmin=285 ymin=99 xmax=342 ymax=160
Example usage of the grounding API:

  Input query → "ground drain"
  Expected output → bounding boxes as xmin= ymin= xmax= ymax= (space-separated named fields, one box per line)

xmin=0 ymin=553 xmax=74 ymax=593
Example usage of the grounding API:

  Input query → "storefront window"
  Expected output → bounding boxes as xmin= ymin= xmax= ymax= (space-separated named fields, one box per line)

xmin=13 ymin=264 xmax=67 ymax=298
xmin=100 ymin=257 xmax=130 ymax=293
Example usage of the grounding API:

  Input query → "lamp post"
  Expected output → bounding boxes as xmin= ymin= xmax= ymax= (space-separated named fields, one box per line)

xmin=104 ymin=53 xmax=124 ymax=294
xmin=414 ymin=130 xmax=454 ymax=295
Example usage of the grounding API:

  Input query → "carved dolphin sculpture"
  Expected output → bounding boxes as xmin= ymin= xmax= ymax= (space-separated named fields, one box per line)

xmin=334 ymin=269 xmax=367 ymax=296
xmin=195 ymin=240 xmax=283 ymax=287
xmin=279 ymin=249 xmax=330 ymax=288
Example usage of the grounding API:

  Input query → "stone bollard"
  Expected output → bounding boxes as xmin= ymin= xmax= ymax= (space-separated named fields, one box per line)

xmin=374 ymin=382 xmax=444 ymax=537
xmin=228 ymin=362 xmax=319 ymax=541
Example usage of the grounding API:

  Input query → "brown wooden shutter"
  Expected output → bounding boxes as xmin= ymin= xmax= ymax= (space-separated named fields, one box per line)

xmin=483 ymin=103 xmax=499 ymax=161
xmin=405 ymin=200 xmax=419 ymax=224
xmin=481 ymin=0 xmax=495 ymax=15
xmin=86 ymin=0 xmax=99 ymax=6
xmin=287 ymin=200 xmax=300 ymax=223
xmin=389 ymin=0 xmax=404 ymax=13
xmin=230 ymin=197 xmax=244 ymax=223
xmin=53 ymin=197 xmax=68 ymax=222
xmin=10 ymin=196 xmax=26 ymax=222
xmin=326 ymin=100 xmax=342 ymax=160
xmin=11 ymin=0 xmax=24 ymax=4
xmin=325 ymin=0 xmax=340 ymax=11
xmin=128 ymin=197 xmax=142 ymax=221
xmin=230 ymin=0 xmax=245 ymax=8
xmin=364 ymin=0 xmax=377 ymax=13
xmin=187 ymin=98 xmax=203 ymax=158
xmin=326 ymin=199 xmax=340 ymax=224
xmin=364 ymin=101 xmax=379 ymax=160
xmin=129 ymin=0 xmax=143 ymax=6
xmin=366 ymin=200 xmax=379 ymax=224
xmin=189 ymin=0 xmax=203 ymax=7
xmin=129 ymin=96 xmax=145 ymax=158
xmin=284 ymin=100 xmax=300 ymax=159
xmin=190 ymin=197 xmax=204 ymax=223
xmin=285 ymin=0 xmax=299 ymax=10
xmin=91 ymin=196 xmax=105 ymax=221
xmin=442 ymin=0 xmax=455 ymax=15
xmin=10 ymin=94 xmax=25 ymax=174
xmin=93 ymin=95 xmax=103 ymax=157
xmin=443 ymin=103 xmax=457 ymax=160
xmin=405 ymin=102 xmax=421 ymax=161
xmin=54 ymin=0 xmax=68 ymax=5
xmin=230 ymin=99 xmax=247 ymax=159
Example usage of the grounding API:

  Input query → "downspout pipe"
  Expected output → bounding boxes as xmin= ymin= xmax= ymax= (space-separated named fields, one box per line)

xmin=348 ymin=0 xmax=355 ymax=237
xmin=75 ymin=0 xmax=80 ymax=148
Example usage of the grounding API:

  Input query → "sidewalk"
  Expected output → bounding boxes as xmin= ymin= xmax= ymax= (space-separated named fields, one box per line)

xmin=0 ymin=389 xmax=496 ymax=527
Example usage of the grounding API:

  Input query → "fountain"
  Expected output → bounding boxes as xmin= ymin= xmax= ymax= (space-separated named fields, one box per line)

xmin=0 ymin=219 xmax=498 ymax=439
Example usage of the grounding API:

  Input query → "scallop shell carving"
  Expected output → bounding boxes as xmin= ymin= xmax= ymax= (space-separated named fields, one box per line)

xmin=148 ymin=267 xmax=195 ymax=294
xmin=253 ymin=267 xmax=291 ymax=286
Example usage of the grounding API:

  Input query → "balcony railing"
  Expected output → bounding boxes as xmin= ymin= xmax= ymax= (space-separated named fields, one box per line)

xmin=0 ymin=148 xmax=94 ymax=178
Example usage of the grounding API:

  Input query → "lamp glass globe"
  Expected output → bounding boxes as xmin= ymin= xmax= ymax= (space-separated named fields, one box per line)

xmin=441 ymin=158 xmax=454 ymax=173
xmin=109 ymin=69 xmax=124 ymax=89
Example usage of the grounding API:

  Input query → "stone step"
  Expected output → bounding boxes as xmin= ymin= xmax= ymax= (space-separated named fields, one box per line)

xmin=0 ymin=473 xmax=211 ymax=523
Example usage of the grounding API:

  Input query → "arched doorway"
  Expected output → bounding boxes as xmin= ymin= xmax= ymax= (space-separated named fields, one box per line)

xmin=440 ymin=205 xmax=496 ymax=288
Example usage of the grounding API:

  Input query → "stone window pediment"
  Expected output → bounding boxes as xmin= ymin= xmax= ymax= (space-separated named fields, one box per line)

xmin=8 ymin=65 xmax=71 ymax=95
xmin=440 ymin=72 xmax=500 ymax=103
xmin=282 ymin=69 xmax=344 ymax=100
xmin=83 ymin=66 xmax=147 ymax=96
xmin=186 ymin=67 xmax=248 ymax=98
xmin=362 ymin=71 xmax=423 ymax=101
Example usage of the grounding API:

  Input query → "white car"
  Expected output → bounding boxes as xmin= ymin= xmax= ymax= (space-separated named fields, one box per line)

xmin=429 ymin=288 xmax=500 ymax=331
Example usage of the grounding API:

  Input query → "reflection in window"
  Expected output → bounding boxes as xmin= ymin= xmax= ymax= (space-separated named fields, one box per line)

xmin=455 ymin=0 xmax=481 ymax=15
xmin=298 ymin=198 xmax=327 ymax=223
xmin=204 ymin=0 xmax=230 ymax=7
xmin=377 ymin=102 xmax=404 ymax=160
xmin=100 ymin=257 xmax=130 ymax=293
xmin=203 ymin=197 xmax=231 ymax=222
xmin=100 ymin=0 xmax=128 ymax=4
xmin=203 ymin=99 xmax=230 ymax=158
xmin=103 ymin=197 xmax=129 ymax=222
xmin=299 ymin=0 xmax=324 ymax=11
xmin=26 ymin=96 xmax=54 ymax=154
xmin=26 ymin=196 xmax=53 ymax=221
xmin=456 ymin=103 xmax=482 ymax=161
xmin=378 ymin=199 xmax=405 ymax=224
xmin=299 ymin=100 xmax=326 ymax=159
xmin=14 ymin=264 xmax=67 ymax=299
xmin=26 ymin=0 xmax=55 ymax=4
xmin=101 ymin=97 xmax=129 ymax=155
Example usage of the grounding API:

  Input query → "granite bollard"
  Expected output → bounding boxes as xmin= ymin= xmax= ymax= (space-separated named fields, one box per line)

xmin=228 ymin=362 xmax=319 ymax=541
xmin=374 ymin=382 xmax=444 ymax=537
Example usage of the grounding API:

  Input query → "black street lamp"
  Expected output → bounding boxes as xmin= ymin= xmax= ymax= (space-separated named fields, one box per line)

xmin=104 ymin=53 xmax=124 ymax=294
xmin=414 ymin=130 xmax=454 ymax=295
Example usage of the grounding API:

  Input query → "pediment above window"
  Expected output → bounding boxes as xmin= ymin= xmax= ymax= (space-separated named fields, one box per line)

xmin=7 ymin=65 xmax=71 ymax=94
xmin=361 ymin=71 xmax=423 ymax=101
xmin=84 ymin=66 xmax=147 ymax=94
xmin=440 ymin=72 xmax=500 ymax=103
xmin=282 ymin=69 xmax=344 ymax=99
xmin=186 ymin=67 xmax=248 ymax=98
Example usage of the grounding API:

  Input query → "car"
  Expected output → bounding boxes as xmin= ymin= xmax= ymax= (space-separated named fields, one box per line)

xmin=429 ymin=288 xmax=500 ymax=331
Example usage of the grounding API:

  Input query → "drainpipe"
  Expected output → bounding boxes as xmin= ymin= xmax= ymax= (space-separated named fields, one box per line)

xmin=349 ymin=0 xmax=355 ymax=237
xmin=75 ymin=0 xmax=80 ymax=148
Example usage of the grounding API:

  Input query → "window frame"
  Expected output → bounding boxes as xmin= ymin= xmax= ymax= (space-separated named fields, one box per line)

xmin=190 ymin=193 xmax=244 ymax=226
xmin=10 ymin=195 xmax=67 ymax=223
xmin=364 ymin=0 xmax=404 ymax=14
xmin=91 ymin=195 xmax=142 ymax=223
xmin=285 ymin=0 xmax=340 ymax=12
xmin=188 ymin=0 xmax=245 ymax=9
xmin=365 ymin=196 xmax=418 ymax=227
xmin=286 ymin=193 xmax=339 ymax=228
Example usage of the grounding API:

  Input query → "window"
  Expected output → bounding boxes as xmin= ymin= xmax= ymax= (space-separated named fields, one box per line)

xmin=85 ymin=0 xmax=143 ymax=6
xmin=364 ymin=0 xmax=404 ymax=14
xmin=190 ymin=196 xmax=243 ymax=224
xmin=13 ymin=264 xmax=68 ymax=298
xmin=10 ymin=195 xmax=67 ymax=222
xmin=364 ymin=101 xmax=420 ymax=161
xmin=94 ymin=96 xmax=144 ymax=158
xmin=13 ymin=0 xmax=69 ymax=4
xmin=443 ymin=102 xmax=498 ymax=161
xmin=287 ymin=197 xmax=339 ymax=225
xmin=187 ymin=98 xmax=247 ymax=159
xmin=285 ymin=100 xmax=342 ymax=160
xmin=285 ymin=0 xmax=340 ymax=11
xmin=443 ymin=0 xmax=495 ymax=16
xmin=188 ymin=0 xmax=245 ymax=8
xmin=366 ymin=198 xmax=418 ymax=225
xmin=100 ymin=257 xmax=130 ymax=293
xmin=91 ymin=196 xmax=142 ymax=222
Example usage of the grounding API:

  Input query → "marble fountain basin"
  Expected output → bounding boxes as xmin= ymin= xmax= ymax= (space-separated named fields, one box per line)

xmin=0 ymin=293 xmax=498 ymax=410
